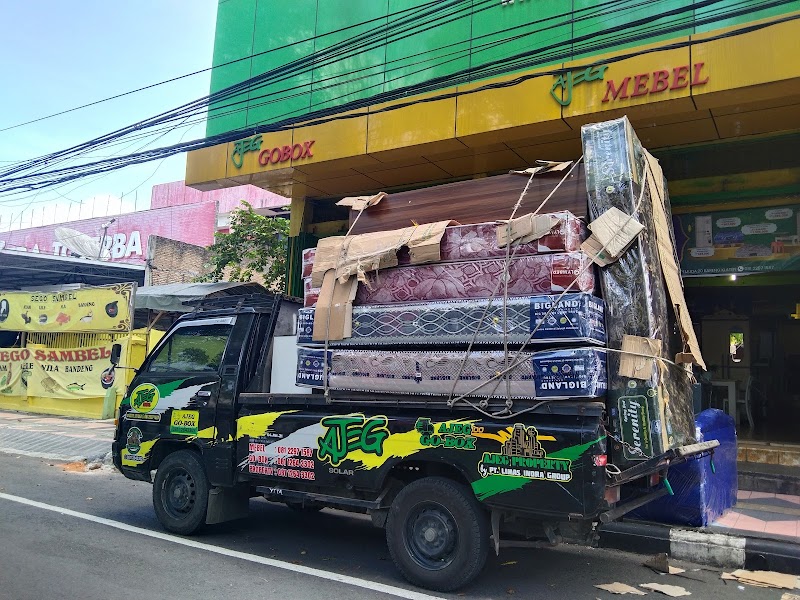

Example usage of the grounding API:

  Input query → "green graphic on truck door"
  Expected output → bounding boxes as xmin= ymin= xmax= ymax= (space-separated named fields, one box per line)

xmin=317 ymin=414 xmax=390 ymax=467
xmin=239 ymin=413 xmax=481 ymax=475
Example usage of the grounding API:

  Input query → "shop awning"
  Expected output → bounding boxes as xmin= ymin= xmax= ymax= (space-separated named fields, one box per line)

xmin=134 ymin=282 xmax=267 ymax=312
xmin=0 ymin=249 xmax=145 ymax=290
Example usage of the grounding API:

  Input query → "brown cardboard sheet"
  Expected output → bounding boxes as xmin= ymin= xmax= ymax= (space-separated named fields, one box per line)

xmin=347 ymin=170 xmax=588 ymax=235
xmin=496 ymin=213 xmax=561 ymax=247
xmin=311 ymin=220 xmax=453 ymax=288
xmin=643 ymin=149 xmax=705 ymax=370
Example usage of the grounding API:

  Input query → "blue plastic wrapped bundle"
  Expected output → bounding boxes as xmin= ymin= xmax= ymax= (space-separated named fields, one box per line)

xmin=628 ymin=409 xmax=737 ymax=527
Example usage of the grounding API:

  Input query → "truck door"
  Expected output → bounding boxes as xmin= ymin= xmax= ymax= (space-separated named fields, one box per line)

xmin=128 ymin=317 xmax=234 ymax=456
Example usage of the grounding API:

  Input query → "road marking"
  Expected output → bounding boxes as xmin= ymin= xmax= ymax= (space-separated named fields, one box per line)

xmin=0 ymin=492 xmax=445 ymax=600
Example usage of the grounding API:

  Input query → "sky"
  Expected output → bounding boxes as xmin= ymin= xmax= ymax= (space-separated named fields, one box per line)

xmin=0 ymin=1 xmax=219 ymax=232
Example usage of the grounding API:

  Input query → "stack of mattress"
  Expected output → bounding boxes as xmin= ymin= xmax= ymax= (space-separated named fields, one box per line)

xmin=296 ymin=213 xmax=609 ymax=400
xmin=295 ymin=118 xmax=702 ymax=472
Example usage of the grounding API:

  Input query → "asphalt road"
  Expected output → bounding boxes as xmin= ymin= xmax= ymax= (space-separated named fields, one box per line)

xmin=0 ymin=454 xmax=787 ymax=600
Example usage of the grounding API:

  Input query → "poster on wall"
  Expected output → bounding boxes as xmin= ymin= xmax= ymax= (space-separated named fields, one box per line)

xmin=0 ymin=283 xmax=135 ymax=333
xmin=0 ymin=349 xmax=30 ymax=396
xmin=673 ymin=204 xmax=800 ymax=276
xmin=24 ymin=344 xmax=123 ymax=399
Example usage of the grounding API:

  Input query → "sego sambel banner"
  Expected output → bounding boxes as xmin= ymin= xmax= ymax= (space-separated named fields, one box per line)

xmin=673 ymin=204 xmax=800 ymax=276
xmin=0 ymin=283 xmax=135 ymax=333
xmin=0 ymin=344 xmax=122 ymax=399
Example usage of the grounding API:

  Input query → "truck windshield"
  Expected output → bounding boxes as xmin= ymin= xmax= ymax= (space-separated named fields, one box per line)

xmin=148 ymin=323 xmax=233 ymax=373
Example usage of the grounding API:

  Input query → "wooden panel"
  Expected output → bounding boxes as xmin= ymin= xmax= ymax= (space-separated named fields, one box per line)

xmin=349 ymin=169 xmax=588 ymax=234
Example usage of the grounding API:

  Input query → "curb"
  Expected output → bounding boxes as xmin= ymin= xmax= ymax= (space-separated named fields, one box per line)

xmin=599 ymin=520 xmax=800 ymax=574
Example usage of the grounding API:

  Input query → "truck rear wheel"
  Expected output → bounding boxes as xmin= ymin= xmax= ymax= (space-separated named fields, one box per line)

xmin=386 ymin=476 xmax=489 ymax=591
xmin=153 ymin=450 xmax=209 ymax=535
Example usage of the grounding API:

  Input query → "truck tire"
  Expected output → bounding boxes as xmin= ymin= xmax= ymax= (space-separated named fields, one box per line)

xmin=152 ymin=450 xmax=209 ymax=535
xmin=386 ymin=477 xmax=489 ymax=592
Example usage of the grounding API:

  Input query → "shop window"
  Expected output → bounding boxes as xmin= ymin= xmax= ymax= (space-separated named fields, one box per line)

xmin=148 ymin=324 xmax=232 ymax=373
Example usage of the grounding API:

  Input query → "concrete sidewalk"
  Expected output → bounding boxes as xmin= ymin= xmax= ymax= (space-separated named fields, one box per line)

xmin=0 ymin=410 xmax=113 ymax=462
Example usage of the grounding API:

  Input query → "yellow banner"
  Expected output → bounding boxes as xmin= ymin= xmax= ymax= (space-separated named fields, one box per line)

xmin=0 ymin=283 xmax=135 ymax=333
xmin=0 ymin=349 xmax=30 ymax=396
xmin=26 ymin=344 xmax=123 ymax=399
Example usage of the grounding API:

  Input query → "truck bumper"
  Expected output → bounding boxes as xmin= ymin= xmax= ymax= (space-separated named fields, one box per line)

xmin=112 ymin=440 xmax=152 ymax=482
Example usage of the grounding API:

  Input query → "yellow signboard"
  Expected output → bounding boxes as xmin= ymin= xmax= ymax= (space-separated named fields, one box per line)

xmin=0 ymin=344 xmax=122 ymax=399
xmin=0 ymin=283 xmax=134 ymax=332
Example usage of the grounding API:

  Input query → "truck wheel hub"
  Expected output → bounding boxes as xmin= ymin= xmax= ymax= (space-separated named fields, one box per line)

xmin=406 ymin=504 xmax=458 ymax=570
xmin=166 ymin=470 xmax=195 ymax=514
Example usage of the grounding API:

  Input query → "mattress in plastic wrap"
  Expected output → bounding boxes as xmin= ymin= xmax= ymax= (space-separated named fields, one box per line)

xmin=629 ymin=409 xmax=737 ymax=527
xmin=297 ymin=293 xmax=606 ymax=347
xmin=396 ymin=212 xmax=586 ymax=264
xmin=303 ymin=277 xmax=320 ymax=308
xmin=582 ymin=116 xmax=695 ymax=466
xmin=355 ymin=253 xmax=595 ymax=305
xmin=302 ymin=213 xmax=585 ymax=280
xmin=302 ymin=248 xmax=316 ymax=278
xmin=295 ymin=347 xmax=607 ymax=400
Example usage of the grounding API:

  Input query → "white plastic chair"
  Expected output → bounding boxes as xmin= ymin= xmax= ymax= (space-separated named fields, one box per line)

xmin=737 ymin=376 xmax=756 ymax=430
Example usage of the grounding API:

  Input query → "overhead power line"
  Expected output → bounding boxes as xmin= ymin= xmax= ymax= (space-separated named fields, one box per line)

xmin=0 ymin=0 xmax=686 ymax=180
xmin=0 ymin=0 xmax=488 ymax=179
xmin=0 ymin=0 xmax=451 ymax=135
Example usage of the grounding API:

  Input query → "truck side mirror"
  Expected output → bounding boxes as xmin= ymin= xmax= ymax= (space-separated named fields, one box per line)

xmin=110 ymin=343 xmax=122 ymax=366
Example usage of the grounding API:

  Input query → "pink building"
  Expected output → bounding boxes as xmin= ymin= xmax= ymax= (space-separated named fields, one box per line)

xmin=0 ymin=182 xmax=289 ymax=265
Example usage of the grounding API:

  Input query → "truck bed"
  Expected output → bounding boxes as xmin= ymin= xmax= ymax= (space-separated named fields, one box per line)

xmin=239 ymin=392 xmax=606 ymax=418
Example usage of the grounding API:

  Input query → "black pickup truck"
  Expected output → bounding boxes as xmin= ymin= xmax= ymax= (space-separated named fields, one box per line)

xmin=112 ymin=294 xmax=717 ymax=591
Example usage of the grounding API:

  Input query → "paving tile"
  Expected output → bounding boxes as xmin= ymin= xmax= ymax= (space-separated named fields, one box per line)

xmin=736 ymin=508 xmax=798 ymax=523
xmin=741 ymin=497 xmax=800 ymax=511
xmin=763 ymin=520 xmax=799 ymax=538
xmin=713 ymin=512 xmax=740 ymax=528
xmin=737 ymin=490 xmax=752 ymax=500
xmin=748 ymin=491 xmax=777 ymax=500
xmin=776 ymin=493 xmax=800 ymax=505
xmin=730 ymin=514 xmax=767 ymax=533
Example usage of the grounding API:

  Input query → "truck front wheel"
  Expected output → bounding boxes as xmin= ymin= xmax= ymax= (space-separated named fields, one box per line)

xmin=386 ymin=477 xmax=489 ymax=591
xmin=153 ymin=450 xmax=209 ymax=535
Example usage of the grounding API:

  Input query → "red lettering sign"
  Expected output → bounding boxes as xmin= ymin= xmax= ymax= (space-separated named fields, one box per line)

xmin=670 ymin=65 xmax=690 ymax=90
xmin=651 ymin=69 xmax=670 ymax=93
xmin=601 ymin=63 xmax=708 ymax=103
xmin=692 ymin=62 xmax=709 ymax=85
xmin=0 ymin=349 xmax=30 ymax=362
xmin=631 ymin=73 xmax=650 ymax=97
xmin=602 ymin=77 xmax=630 ymax=102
